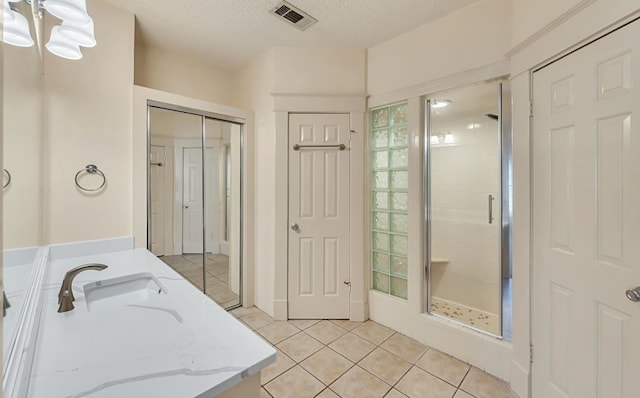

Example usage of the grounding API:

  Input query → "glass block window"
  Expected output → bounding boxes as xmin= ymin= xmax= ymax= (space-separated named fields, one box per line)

xmin=370 ymin=102 xmax=408 ymax=300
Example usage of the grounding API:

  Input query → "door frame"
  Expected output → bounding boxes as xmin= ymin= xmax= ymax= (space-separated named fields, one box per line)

xmin=510 ymin=6 xmax=640 ymax=398
xmin=273 ymin=95 xmax=367 ymax=321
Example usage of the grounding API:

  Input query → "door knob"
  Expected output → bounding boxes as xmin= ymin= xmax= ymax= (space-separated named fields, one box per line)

xmin=184 ymin=205 xmax=189 ymax=209
xmin=290 ymin=223 xmax=299 ymax=231
xmin=625 ymin=287 xmax=640 ymax=302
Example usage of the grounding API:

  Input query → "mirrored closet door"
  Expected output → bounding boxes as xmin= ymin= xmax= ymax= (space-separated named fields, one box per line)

xmin=147 ymin=105 xmax=243 ymax=309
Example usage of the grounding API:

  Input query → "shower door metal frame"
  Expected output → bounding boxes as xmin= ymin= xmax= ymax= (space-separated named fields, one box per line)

xmin=146 ymin=101 xmax=246 ymax=311
xmin=423 ymin=81 xmax=513 ymax=339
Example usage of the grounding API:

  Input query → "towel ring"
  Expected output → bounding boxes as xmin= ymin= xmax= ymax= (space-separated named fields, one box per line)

xmin=3 ymin=169 xmax=11 ymax=189
xmin=75 ymin=164 xmax=106 ymax=192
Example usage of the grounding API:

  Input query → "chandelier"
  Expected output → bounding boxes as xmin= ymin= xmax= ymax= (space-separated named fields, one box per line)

xmin=2 ymin=0 xmax=96 ymax=60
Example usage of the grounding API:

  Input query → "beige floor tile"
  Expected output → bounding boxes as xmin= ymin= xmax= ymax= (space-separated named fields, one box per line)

xmin=300 ymin=347 xmax=354 ymax=385
xmin=330 ymin=319 xmax=364 ymax=330
xmin=380 ymin=333 xmax=427 ymax=363
xmin=242 ymin=311 xmax=275 ymax=330
xmin=316 ymin=389 xmax=340 ymax=398
xmin=328 ymin=332 xmax=376 ymax=362
xmin=260 ymin=387 xmax=272 ymax=397
xmin=359 ymin=348 xmax=411 ymax=385
xmin=416 ymin=349 xmax=470 ymax=387
xmin=276 ymin=332 xmax=324 ymax=362
xmin=396 ymin=367 xmax=457 ymax=398
xmin=385 ymin=389 xmax=408 ymax=398
xmin=459 ymin=368 xmax=516 ymax=398
xmin=453 ymin=391 xmax=475 ymax=398
xmin=230 ymin=306 xmax=259 ymax=319
xmin=261 ymin=349 xmax=296 ymax=384
xmin=264 ymin=366 xmax=324 ymax=398
xmin=351 ymin=321 xmax=395 ymax=345
xmin=305 ymin=320 xmax=348 ymax=344
xmin=257 ymin=321 xmax=301 ymax=345
xmin=330 ymin=366 xmax=391 ymax=398
xmin=287 ymin=319 xmax=321 ymax=330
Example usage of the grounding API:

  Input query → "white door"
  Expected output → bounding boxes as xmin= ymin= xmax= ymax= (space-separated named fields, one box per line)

xmin=150 ymin=145 xmax=166 ymax=256
xmin=183 ymin=147 xmax=203 ymax=254
xmin=532 ymin=21 xmax=640 ymax=398
xmin=288 ymin=113 xmax=351 ymax=319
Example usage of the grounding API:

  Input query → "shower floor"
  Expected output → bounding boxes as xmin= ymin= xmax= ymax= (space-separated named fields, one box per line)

xmin=430 ymin=296 xmax=500 ymax=335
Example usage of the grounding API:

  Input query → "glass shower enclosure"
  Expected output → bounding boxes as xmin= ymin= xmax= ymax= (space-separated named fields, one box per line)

xmin=425 ymin=81 xmax=512 ymax=338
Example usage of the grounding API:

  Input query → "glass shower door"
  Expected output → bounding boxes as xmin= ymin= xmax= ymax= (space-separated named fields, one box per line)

xmin=426 ymin=82 xmax=508 ymax=336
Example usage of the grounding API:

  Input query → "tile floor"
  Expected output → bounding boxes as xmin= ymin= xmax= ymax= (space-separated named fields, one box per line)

xmin=158 ymin=254 xmax=239 ymax=308
xmin=230 ymin=307 xmax=516 ymax=398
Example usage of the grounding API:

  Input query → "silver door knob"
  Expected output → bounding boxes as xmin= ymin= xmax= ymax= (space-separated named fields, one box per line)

xmin=625 ymin=287 xmax=640 ymax=302
xmin=290 ymin=223 xmax=299 ymax=231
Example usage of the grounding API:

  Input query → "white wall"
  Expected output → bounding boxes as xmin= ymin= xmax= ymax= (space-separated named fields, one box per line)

xmin=367 ymin=0 xmax=512 ymax=96
xmin=43 ymin=0 xmax=134 ymax=244
xmin=3 ymin=43 xmax=43 ymax=249
xmin=135 ymin=45 xmax=233 ymax=105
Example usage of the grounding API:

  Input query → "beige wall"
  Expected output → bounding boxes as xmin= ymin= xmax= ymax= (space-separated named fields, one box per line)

xmin=367 ymin=0 xmax=512 ymax=96
xmin=511 ymin=0 xmax=584 ymax=45
xmin=43 ymin=0 xmax=134 ymax=244
xmin=273 ymin=47 xmax=366 ymax=95
xmin=231 ymin=50 xmax=276 ymax=315
xmin=135 ymin=45 xmax=233 ymax=105
xmin=3 ymin=44 xmax=43 ymax=249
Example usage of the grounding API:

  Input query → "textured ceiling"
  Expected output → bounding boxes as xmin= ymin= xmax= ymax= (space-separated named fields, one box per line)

xmin=100 ymin=0 xmax=478 ymax=70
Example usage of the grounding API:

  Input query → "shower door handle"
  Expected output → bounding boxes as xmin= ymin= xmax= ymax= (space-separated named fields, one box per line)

xmin=488 ymin=195 xmax=494 ymax=224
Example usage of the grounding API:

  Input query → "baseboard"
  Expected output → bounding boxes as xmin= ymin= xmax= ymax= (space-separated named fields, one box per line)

xmin=273 ymin=299 xmax=288 ymax=320
xmin=350 ymin=299 xmax=368 ymax=321
xmin=510 ymin=360 xmax=530 ymax=398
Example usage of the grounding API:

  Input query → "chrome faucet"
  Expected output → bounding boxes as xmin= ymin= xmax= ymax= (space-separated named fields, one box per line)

xmin=57 ymin=263 xmax=108 ymax=313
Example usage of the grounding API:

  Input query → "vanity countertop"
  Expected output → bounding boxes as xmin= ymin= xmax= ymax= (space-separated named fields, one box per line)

xmin=27 ymin=248 xmax=275 ymax=398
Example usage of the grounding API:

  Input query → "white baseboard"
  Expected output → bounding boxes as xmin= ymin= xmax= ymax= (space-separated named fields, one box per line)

xmin=510 ymin=360 xmax=530 ymax=398
xmin=350 ymin=300 xmax=368 ymax=321
xmin=272 ymin=299 xmax=288 ymax=320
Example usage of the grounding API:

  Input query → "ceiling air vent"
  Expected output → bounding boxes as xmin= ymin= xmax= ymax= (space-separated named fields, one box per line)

xmin=272 ymin=1 xmax=318 ymax=31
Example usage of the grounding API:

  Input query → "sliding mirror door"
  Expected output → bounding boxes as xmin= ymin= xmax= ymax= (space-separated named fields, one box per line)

xmin=426 ymin=81 xmax=511 ymax=338
xmin=202 ymin=118 xmax=241 ymax=308
xmin=148 ymin=107 xmax=206 ymax=290
xmin=147 ymin=105 xmax=243 ymax=310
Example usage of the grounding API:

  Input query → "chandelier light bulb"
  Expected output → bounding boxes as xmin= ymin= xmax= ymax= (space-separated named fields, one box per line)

xmin=2 ymin=6 xmax=35 ymax=47
xmin=46 ymin=25 xmax=83 ymax=60
xmin=43 ymin=0 xmax=91 ymax=24
xmin=58 ymin=16 xmax=95 ymax=47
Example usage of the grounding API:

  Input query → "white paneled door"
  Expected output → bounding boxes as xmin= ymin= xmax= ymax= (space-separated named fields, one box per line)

xmin=288 ymin=114 xmax=351 ymax=319
xmin=532 ymin=21 xmax=640 ymax=398
xmin=183 ymin=147 xmax=204 ymax=254
xmin=150 ymin=145 xmax=166 ymax=256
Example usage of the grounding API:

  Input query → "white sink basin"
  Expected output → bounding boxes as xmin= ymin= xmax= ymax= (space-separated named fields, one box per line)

xmin=83 ymin=272 xmax=167 ymax=311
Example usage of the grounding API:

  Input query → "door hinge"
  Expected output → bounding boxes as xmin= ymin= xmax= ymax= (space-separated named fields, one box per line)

xmin=530 ymin=343 xmax=534 ymax=364
xmin=529 ymin=101 xmax=534 ymax=118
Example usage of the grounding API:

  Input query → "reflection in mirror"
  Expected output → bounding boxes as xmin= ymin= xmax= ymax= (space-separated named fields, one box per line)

xmin=147 ymin=107 xmax=242 ymax=309
xmin=2 ymin=0 xmax=43 ymax=371
xmin=148 ymin=107 xmax=205 ymax=288
xmin=426 ymin=81 xmax=511 ymax=338
xmin=203 ymin=118 xmax=241 ymax=308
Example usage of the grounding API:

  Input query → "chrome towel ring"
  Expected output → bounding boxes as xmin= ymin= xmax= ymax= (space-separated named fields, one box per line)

xmin=3 ymin=169 xmax=11 ymax=189
xmin=75 ymin=164 xmax=106 ymax=192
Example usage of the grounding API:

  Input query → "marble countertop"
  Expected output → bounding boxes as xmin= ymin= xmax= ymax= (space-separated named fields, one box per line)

xmin=27 ymin=248 xmax=275 ymax=398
